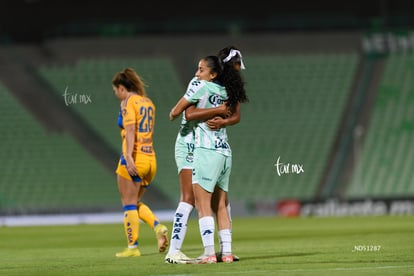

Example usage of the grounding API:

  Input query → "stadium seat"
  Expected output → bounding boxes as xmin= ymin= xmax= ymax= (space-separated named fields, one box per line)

xmin=227 ymin=53 xmax=358 ymax=201
xmin=346 ymin=53 xmax=414 ymax=198
xmin=0 ymin=83 xmax=119 ymax=214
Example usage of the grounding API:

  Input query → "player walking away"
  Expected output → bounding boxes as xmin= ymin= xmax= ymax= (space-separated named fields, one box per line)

xmin=112 ymin=67 xmax=169 ymax=257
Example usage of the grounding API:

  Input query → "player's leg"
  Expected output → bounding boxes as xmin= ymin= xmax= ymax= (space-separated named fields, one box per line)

xmin=193 ymin=183 xmax=216 ymax=264
xmin=213 ymin=187 xmax=233 ymax=263
xmin=136 ymin=156 xmax=169 ymax=253
xmin=165 ymin=139 xmax=195 ymax=263
xmin=165 ymin=168 xmax=194 ymax=263
xmin=215 ymin=193 xmax=239 ymax=261
xmin=115 ymin=173 xmax=141 ymax=257
xmin=214 ymin=155 xmax=234 ymax=263
xmin=136 ymin=198 xmax=169 ymax=253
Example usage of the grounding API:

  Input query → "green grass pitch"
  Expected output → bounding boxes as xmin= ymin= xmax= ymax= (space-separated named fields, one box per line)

xmin=0 ymin=216 xmax=413 ymax=275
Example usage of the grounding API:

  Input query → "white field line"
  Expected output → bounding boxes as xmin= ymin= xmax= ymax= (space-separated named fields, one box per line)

xmin=0 ymin=210 xmax=175 ymax=226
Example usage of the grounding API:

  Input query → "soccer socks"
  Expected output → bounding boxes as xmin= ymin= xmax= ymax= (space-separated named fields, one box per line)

xmin=137 ymin=202 xmax=159 ymax=229
xmin=167 ymin=202 xmax=193 ymax=255
xmin=199 ymin=216 xmax=215 ymax=256
xmin=218 ymin=229 xmax=232 ymax=255
xmin=123 ymin=205 xmax=139 ymax=248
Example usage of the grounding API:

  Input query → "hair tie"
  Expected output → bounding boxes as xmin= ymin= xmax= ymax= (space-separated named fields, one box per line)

xmin=222 ymin=49 xmax=246 ymax=70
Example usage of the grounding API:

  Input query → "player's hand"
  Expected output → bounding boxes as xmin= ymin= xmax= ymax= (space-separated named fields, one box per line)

xmin=125 ymin=155 xmax=138 ymax=176
xmin=225 ymin=105 xmax=233 ymax=118
xmin=207 ymin=116 xmax=225 ymax=130
xmin=217 ymin=102 xmax=232 ymax=118
xmin=169 ymin=110 xmax=175 ymax=121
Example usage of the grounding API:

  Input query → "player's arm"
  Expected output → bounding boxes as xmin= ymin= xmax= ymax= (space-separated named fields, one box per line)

xmin=206 ymin=102 xmax=241 ymax=129
xmin=169 ymin=97 xmax=192 ymax=121
xmin=124 ymin=123 xmax=138 ymax=176
xmin=123 ymin=99 xmax=139 ymax=176
xmin=184 ymin=104 xmax=230 ymax=121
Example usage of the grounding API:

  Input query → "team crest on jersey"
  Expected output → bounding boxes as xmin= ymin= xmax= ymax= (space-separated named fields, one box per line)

xmin=186 ymin=152 xmax=194 ymax=163
xmin=122 ymin=108 xmax=127 ymax=115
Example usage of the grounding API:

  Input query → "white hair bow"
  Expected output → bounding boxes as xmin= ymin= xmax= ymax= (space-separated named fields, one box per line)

xmin=222 ymin=49 xmax=246 ymax=70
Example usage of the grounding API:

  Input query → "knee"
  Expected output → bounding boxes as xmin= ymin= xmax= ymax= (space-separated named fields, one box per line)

xmin=181 ymin=193 xmax=195 ymax=206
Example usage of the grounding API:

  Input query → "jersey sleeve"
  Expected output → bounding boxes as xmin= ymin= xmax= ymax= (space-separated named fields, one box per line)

xmin=183 ymin=78 xmax=207 ymax=104
xmin=122 ymin=97 xmax=137 ymax=126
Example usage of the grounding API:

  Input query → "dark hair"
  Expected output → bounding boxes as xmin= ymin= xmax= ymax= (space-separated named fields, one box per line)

xmin=203 ymin=55 xmax=223 ymax=78
xmin=217 ymin=45 xmax=243 ymax=69
xmin=216 ymin=46 xmax=249 ymax=108
xmin=112 ymin=67 xmax=147 ymax=96
xmin=202 ymin=53 xmax=248 ymax=109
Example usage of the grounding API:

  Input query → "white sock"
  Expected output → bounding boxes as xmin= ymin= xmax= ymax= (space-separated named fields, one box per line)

xmin=218 ymin=229 xmax=232 ymax=255
xmin=167 ymin=202 xmax=193 ymax=255
xmin=199 ymin=216 xmax=215 ymax=256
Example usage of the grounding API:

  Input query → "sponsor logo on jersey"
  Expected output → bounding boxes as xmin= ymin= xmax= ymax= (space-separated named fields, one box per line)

xmin=208 ymin=94 xmax=225 ymax=106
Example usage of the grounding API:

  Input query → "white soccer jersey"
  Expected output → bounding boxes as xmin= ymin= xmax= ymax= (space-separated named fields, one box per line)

xmin=183 ymin=77 xmax=231 ymax=157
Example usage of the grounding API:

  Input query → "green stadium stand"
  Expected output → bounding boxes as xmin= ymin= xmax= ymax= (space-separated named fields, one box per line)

xmin=227 ymin=53 xmax=358 ymax=202
xmin=346 ymin=53 xmax=414 ymax=198
xmin=36 ymin=53 xmax=359 ymax=205
xmin=0 ymin=83 xmax=120 ymax=214
xmin=38 ymin=58 xmax=184 ymax=202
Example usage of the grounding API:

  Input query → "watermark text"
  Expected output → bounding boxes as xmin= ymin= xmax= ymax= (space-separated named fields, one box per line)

xmin=274 ymin=156 xmax=304 ymax=176
xmin=63 ymin=86 xmax=92 ymax=106
xmin=352 ymin=245 xmax=381 ymax=252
